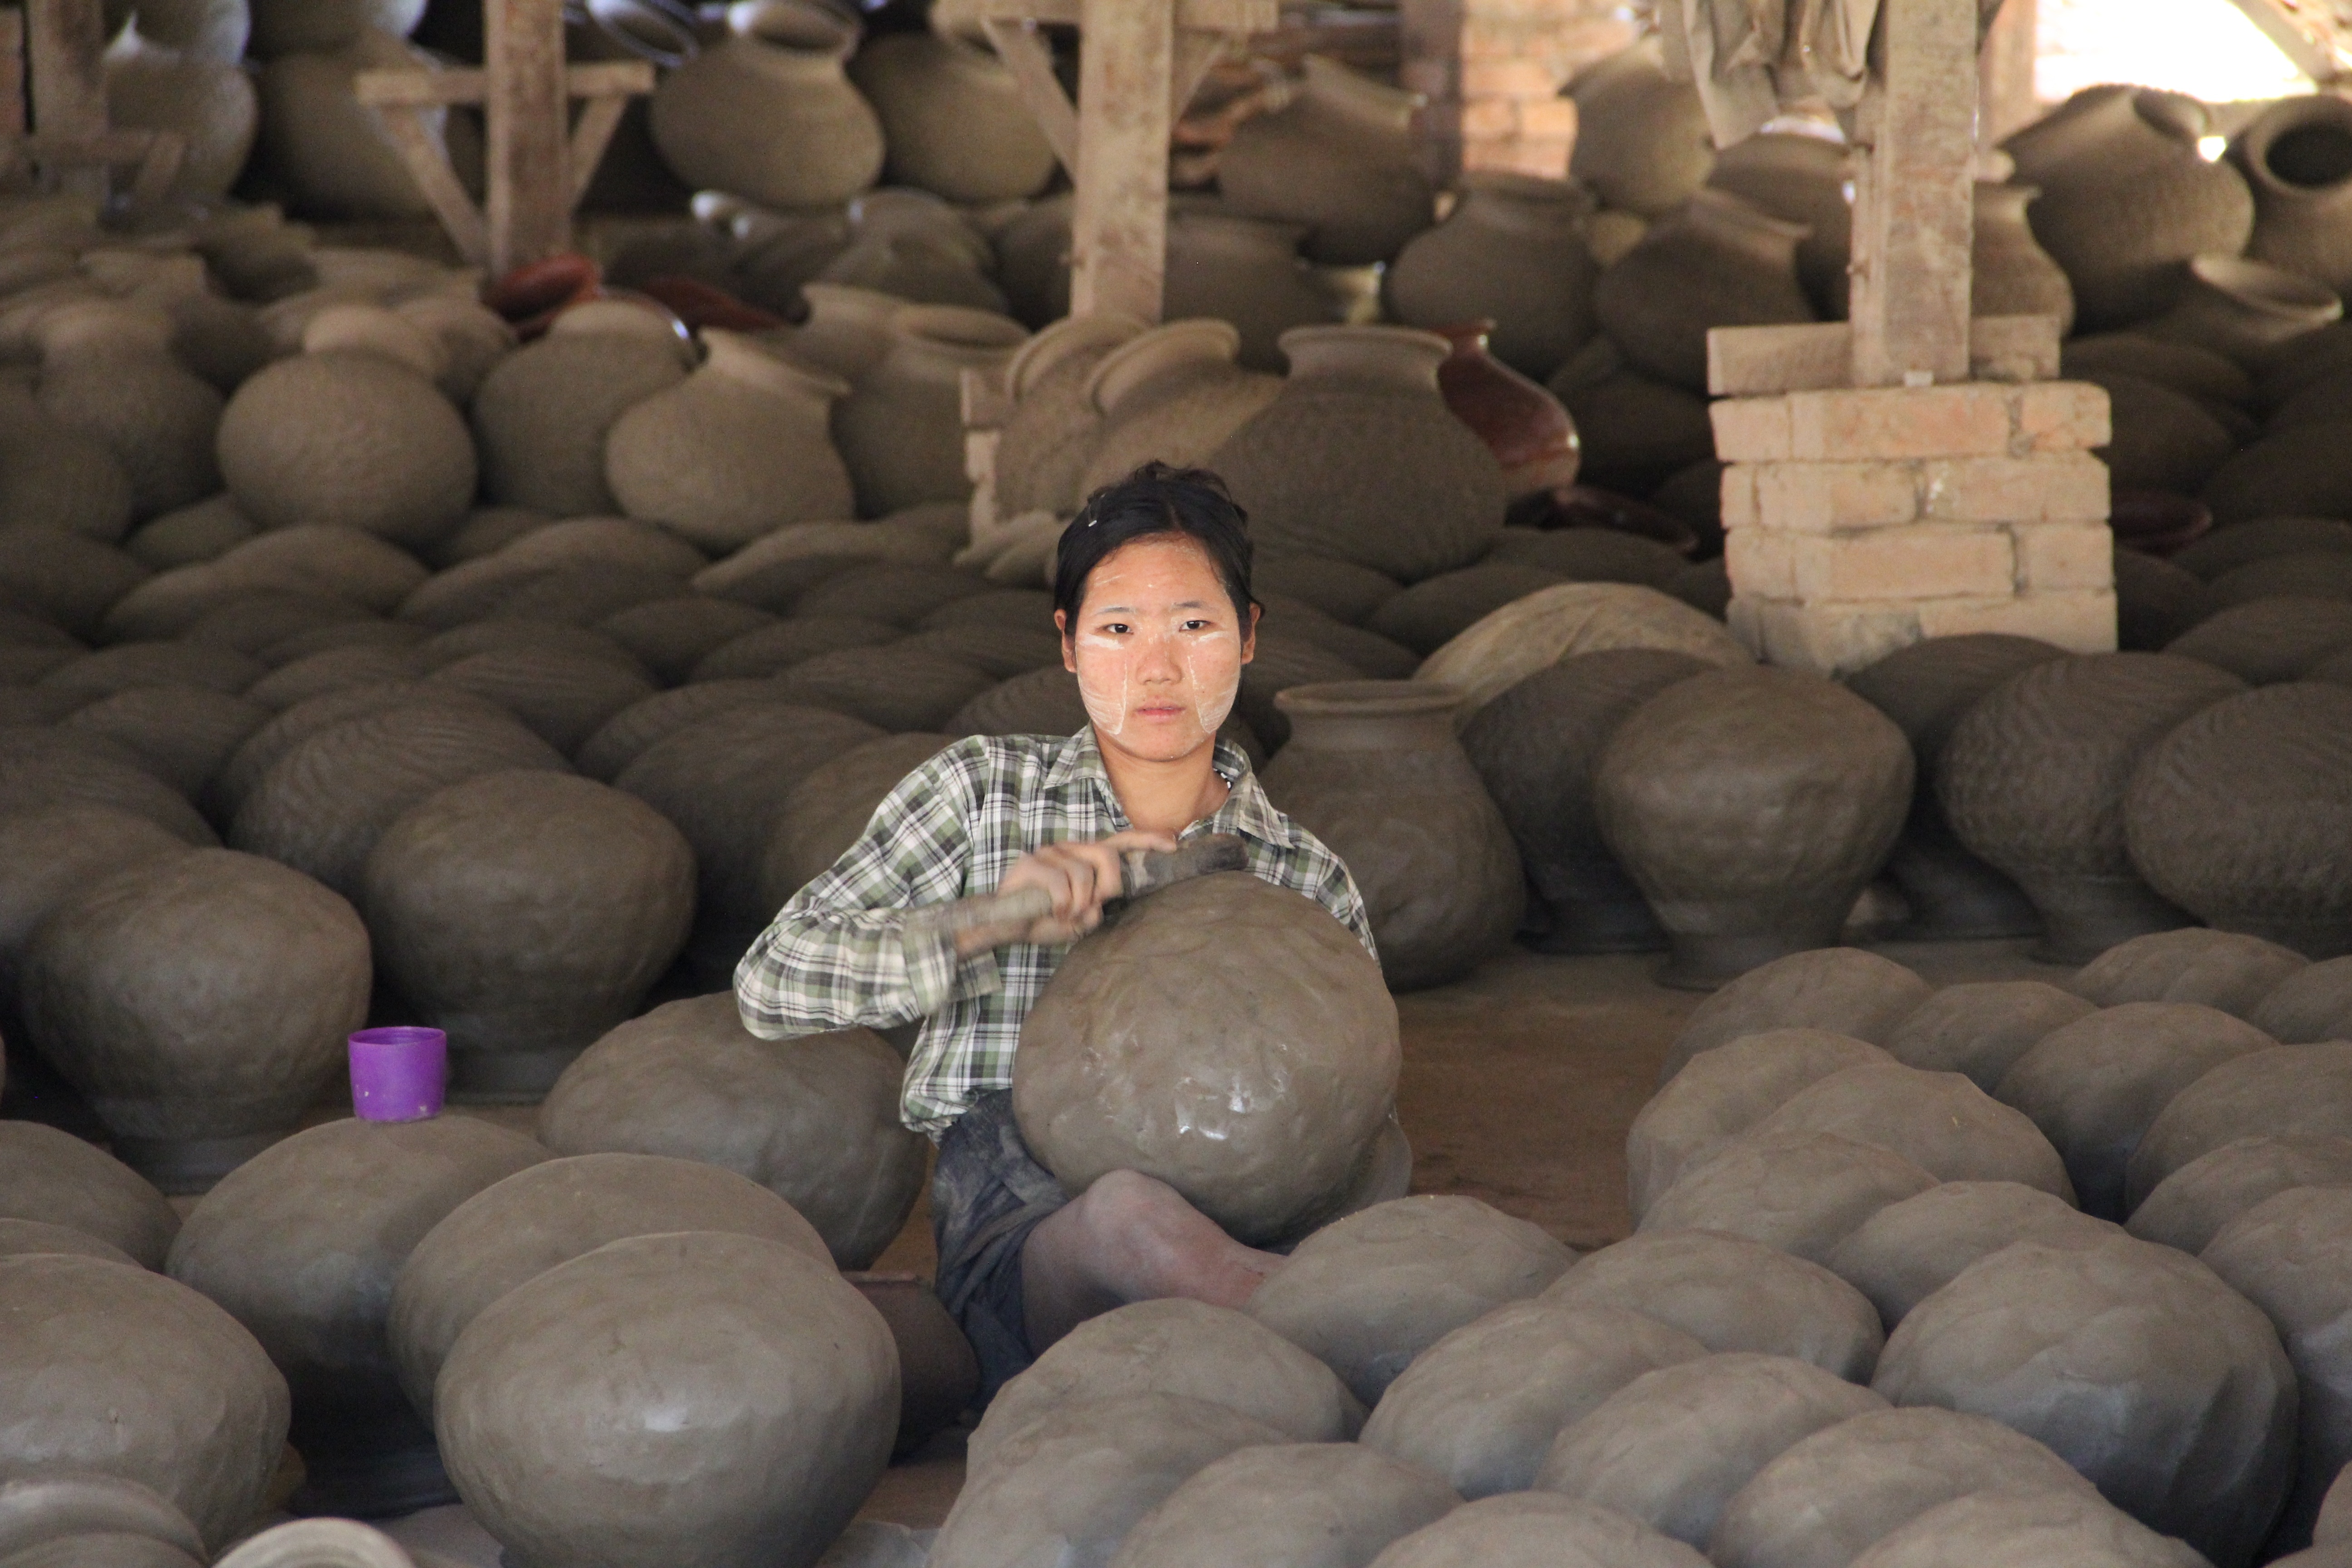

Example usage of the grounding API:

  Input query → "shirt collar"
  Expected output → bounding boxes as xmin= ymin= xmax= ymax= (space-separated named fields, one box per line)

xmin=1046 ymin=725 xmax=1298 ymax=850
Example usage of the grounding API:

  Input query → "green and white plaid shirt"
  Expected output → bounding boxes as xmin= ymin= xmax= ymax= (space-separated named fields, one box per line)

xmin=735 ymin=726 xmax=1377 ymax=1136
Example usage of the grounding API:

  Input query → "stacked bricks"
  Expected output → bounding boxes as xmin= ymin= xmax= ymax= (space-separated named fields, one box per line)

xmin=1400 ymin=0 xmax=1635 ymax=182
xmin=1712 ymin=379 xmax=2121 ymax=674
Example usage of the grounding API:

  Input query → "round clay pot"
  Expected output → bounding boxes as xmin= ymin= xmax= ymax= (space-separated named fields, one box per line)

xmin=470 ymin=326 xmax=689 ymax=518
xmin=1825 ymin=1180 xmax=2121 ymax=1327
xmin=1108 ymin=1441 xmax=1460 ymax=1568
xmin=1366 ymin=562 xmax=1566 ymax=658
xmin=2004 ymin=87 xmax=2256 ymax=331
xmin=1013 ymin=871 xmax=1398 ymax=1240
xmin=967 ymin=1297 xmax=1363 ymax=1476
xmin=756 ymin=731 xmax=949 ymax=908
xmin=2168 ymin=595 xmax=2352 ymax=682
xmin=1161 ymin=207 xmax=1337 ymax=374
xmin=1597 ymin=668 xmax=1912 ymax=989
xmin=2253 ymin=956 xmax=2352 ymax=1042
xmin=648 ymin=0 xmax=882 ymax=211
xmin=436 ymin=1231 xmax=897 ymax=1568
xmin=1936 ymin=652 xmax=2248 ymax=962
xmin=1536 ymin=1352 xmax=1887 ymax=1547
xmin=256 ymin=31 xmax=478 ymax=221
xmin=538 ymin=998 xmax=926 ymax=1269
xmin=2065 ymin=330 xmax=2255 ymax=405
xmin=2131 ymin=1040 xmax=2352 ymax=1206
xmin=1217 ymin=56 xmax=1435 ymax=266
xmin=1662 ymin=947 xmax=1932 ymax=1080
xmin=2230 ymin=94 xmax=2352 ymax=298
xmin=0 ymin=729 xmax=213 ymax=846
xmin=1874 ymin=1235 xmax=2295 ymax=1568
xmin=20 ymin=849 xmax=370 ymax=1193
xmin=1567 ymin=39 xmax=1713 ymax=219
xmin=363 ymin=771 xmax=693 ymax=1101
xmin=1639 ymin=1131 xmax=1938 ymax=1265
xmin=772 ymin=645 xmax=994 ymax=731
xmin=2128 ymin=1132 xmax=2352 ymax=1255
xmin=1215 ymin=326 xmax=1508 ymax=583
xmin=1078 ymin=318 xmax=1280 ymax=495
xmin=1245 ymin=1195 xmax=1576 ymax=1406
xmin=422 ymin=647 xmax=657 ymax=757
xmin=248 ymin=0 xmax=421 ymax=57
xmin=0 ymin=528 xmax=150 ymax=642
xmin=690 ymin=615 xmax=898 ymax=681
xmin=1757 ymin=1062 xmax=2073 ymax=1199
xmin=1361 ymin=1300 xmax=1706 ymax=1499
xmin=2203 ymin=420 xmax=2352 ymax=523
xmin=2146 ymin=253 xmax=2344 ymax=368
xmin=833 ymin=305 xmax=1026 ymax=517
xmin=1387 ymin=173 xmax=1598 ymax=379
xmin=30 ymin=301 xmax=222 ymax=522
xmin=0 ymin=386 xmax=137 ymax=543
xmin=2073 ymin=927 xmax=2310 ymax=1016
xmin=2088 ymin=370 xmax=2238 ymax=497
xmin=1877 ymin=980 xmax=2095 ymax=1093
xmin=1706 ymin=131 xmax=1854 ymax=321
xmin=0 ymin=1471 xmax=211 ymax=1567
xmin=1431 ymin=322 xmax=1582 ymax=497
xmin=1377 ymin=1494 xmax=1711 ymax=1568
xmin=1971 ymin=182 xmax=2075 ymax=335
xmin=217 ymin=350 xmax=475 ymax=548
xmin=2209 ymin=550 xmax=2352 ymax=607
xmin=1545 ymin=1227 xmax=1884 ymax=1380
xmin=1259 ymin=681 xmax=1522 ymax=990
xmin=1594 ymin=191 xmax=1815 ymax=394
xmin=598 ymin=596 xmax=775 ymax=686
xmin=1851 ymin=1490 xmax=2208 ymax=1568
xmin=991 ymin=313 xmax=1145 ymax=519
xmin=1419 ymin=581 xmax=1748 ymax=715
xmin=2125 ymin=683 xmax=2352 ymax=957
xmin=388 ymin=1152 xmax=828 ymax=1422
xmin=64 ymin=684 xmax=270 ymax=798
xmin=848 ymin=31 xmax=1055 ymax=203
xmin=167 ymin=1115 xmax=548 ymax=1518
xmin=0 ymin=1119 xmax=180 ymax=1267
xmin=0 ymin=802 xmax=194 ymax=1022
xmin=1460 ymin=649 xmax=1707 ymax=954
xmin=0 ymin=1217 xmax=141 ymax=1266
xmin=0 ymin=1255 xmax=289 ymax=1553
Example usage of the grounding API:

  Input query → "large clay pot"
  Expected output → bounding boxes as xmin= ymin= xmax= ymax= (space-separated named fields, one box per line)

xmin=833 ymin=304 xmax=1025 ymax=516
xmin=167 ymin=1116 xmax=548 ymax=1518
xmin=2073 ymin=927 xmax=2308 ymax=1018
xmin=2145 ymin=253 xmax=2343 ymax=368
xmin=1110 ymin=1443 xmax=1460 ymax=1568
xmin=1594 ymin=190 xmax=1816 ymax=394
xmin=1844 ymin=633 xmax=2068 ymax=941
xmin=20 ymin=849 xmax=369 ymax=1193
xmin=105 ymin=0 xmax=250 ymax=59
xmin=604 ymin=330 xmax=854 ymax=554
xmin=756 ymin=731 xmax=950 ymax=907
xmin=1659 ymin=948 xmax=1926 ymax=1081
xmin=1935 ymin=652 xmax=2248 ymax=963
xmin=2129 ymin=1133 xmax=2352 ymax=1256
xmin=363 ymin=771 xmax=695 ymax=1102
xmin=647 ymin=1 xmax=881 ymax=211
xmin=2125 ymin=682 xmax=2352 ymax=957
xmin=1872 ymin=1235 xmax=2294 ymax=1568
xmin=256 ymin=30 xmax=480 ymax=221
xmin=2004 ymin=86 xmax=2256 ymax=331
xmin=1215 ymin=326 xmax=1508 ymax=583
xmin=1707 ymin=131 xmax=1854 ymax=321
xmin=424 ymin=644 xmax=661 ymax=756
xmin=0 ymin=1256 xmax=289 ymax=1553
xmin=1259 ymin=681 xmax=1522 ymax=990
xmin=1014 ymin=870 xmax=1399 ymax=1241
xmin=1548 ymin=347 xmax=1725 ymax=494
xmin=1972 ymin=182 xmax=2075 ymax=336
xmin=1852 ymin=1492 xmax=2207 ymax=1568
xmin=538 ymin=998 xmax=926 ymax=1270
xmin=848 ymin=31 xmax=1054 ymax=204
xmin=1387 ymin=173 xmax=1598 ymax=380
xmin=104 ymin=28 xmax=260 ymax=200
xmin=217 ymin=349 xmax=475 ymax=548
xmin=33 ymin=300 xmax=223 ymax=521
xmin=1568 ymin=39 xmax=1713 ymax=219
xmin=2203 ymin=419 xmax=2352 ymax=523
xmin=1217 ymin=56 xmax=1435 ymax=266
xmin=0 ymin=1119 xmax=181 ymax=1267
xmin=2130 ymin=1040 xmax=2352 ymax=1207
xmin=1162 ymin=208 xmax=1337 ymax=374
xmin=470 ymin=311 xmax=690 ymax=519
xmin=1432 ymin=323 xmax=1581 ymax=498
xmin=1596 ymin=667 xmax=1913 ymax=989
xmin=2231 ymin=94 xmax=2352 ymax=297
xmin=990 ymin=313 xmax=1142 ymax=519
xmin=247 ymin=0 xmax=420 ymax=57
xmin=2087 ymin=370 xmax=2239 ymax=496
xmin=1078 ymin=318 xmax=1279 ymax=496
xmin=1824 ymin=1179 xmax=2121 ymax=1326
xmin=0 ymin=382 xmax=136 ymax=542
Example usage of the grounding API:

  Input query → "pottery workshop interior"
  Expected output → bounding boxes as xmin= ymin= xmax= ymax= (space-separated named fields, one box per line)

xmin=10 ymin=0 xmax=2352 ymax=1563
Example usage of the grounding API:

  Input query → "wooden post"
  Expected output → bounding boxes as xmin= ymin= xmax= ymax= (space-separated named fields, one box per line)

xmin=1069 ymin=0 xmax=1175 ymax=321
xmin=24 ymin=0 xmax=105 ymax=196
xmin=484 ymin=0 xmax=571 ymax=276
xmin=1847 ymin=0 xmax=1979 ymax=387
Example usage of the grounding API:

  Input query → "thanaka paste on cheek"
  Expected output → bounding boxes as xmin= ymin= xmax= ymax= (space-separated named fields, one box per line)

xmin=1074 ymin=630 xmax=1132 ymax=739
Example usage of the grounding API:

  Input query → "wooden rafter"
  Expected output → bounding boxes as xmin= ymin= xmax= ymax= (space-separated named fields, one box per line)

xmin=2221 ymin=0 xmax=2352 ymax=83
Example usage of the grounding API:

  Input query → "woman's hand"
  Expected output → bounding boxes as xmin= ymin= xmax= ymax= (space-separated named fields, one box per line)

xmin=955 ymin=829 xmax=1180 ymax=955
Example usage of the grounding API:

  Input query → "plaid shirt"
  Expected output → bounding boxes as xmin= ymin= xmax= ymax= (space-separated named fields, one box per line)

xmin=735 ymin=726 xmax=1377 ymax=1136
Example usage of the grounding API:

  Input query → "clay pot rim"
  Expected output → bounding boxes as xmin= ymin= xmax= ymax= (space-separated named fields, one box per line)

xmin=1085 ymin=317 xmax=1240 ymax=416
xmin=1681 ymin=186 xmax=1813 ymax=242
xmin=302 ymin=303 xmax=448 ymax=380
xmin=728 ymin=0 xmax=859 ymax=57
xmin=27 ymin=295 xmax=175 ymax=356
xmin=800 ymin=280 xmax=906 ymax=323
xmin=698 ymin=328 xmax=852 ymax=402
xmin=890 ymin=304 xmax=1029 ymax=362
xmin=1005 ymin=310 xmax=1147 ymax=400
xmin=2233 ymin=92 xmax=2352 ymax=195
xmin=1273 ymin=678 xmax=1466 ymax=719
xmin=1277 ymin=323 xmax=1452 ymax=387
xmin=1296 ymin=53 xmax=1420 ymax=136
xmin=2187 ymin=253 xmax=2344 ymax=321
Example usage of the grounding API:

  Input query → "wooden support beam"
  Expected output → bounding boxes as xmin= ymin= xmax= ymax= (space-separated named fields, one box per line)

xmin=1847 ymin=0 xmax=1979 ymax=387
xmin=1069 ymin=0 xmax=1174 ymax=321
xmin=982 ymin=19 xmax=1078 ymax=177
xmin=24 ymin=0 xmax=106 ymax=196
xmin=2221 ymin=0 xmax=2352 ymax=82
xmin=484 ymin=0 xmax=570 ymax=274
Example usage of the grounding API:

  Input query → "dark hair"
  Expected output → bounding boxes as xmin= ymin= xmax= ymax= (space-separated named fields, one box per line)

xmin=1054 ymin=462 xmax=1257 ymax=633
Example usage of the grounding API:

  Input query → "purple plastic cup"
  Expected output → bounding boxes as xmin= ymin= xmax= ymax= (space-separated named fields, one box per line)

xmin=349 ymin=1027 xmax=447 ymax=1122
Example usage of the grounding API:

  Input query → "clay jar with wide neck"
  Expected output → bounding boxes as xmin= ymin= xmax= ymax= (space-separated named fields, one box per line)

xmin=2232 ymin=93 xmax=2352 ymax=297
xmin=1592 ymin=189 xmax=1814 ymax=393
xmin=832 ymin=303 xmax=1025 ymax=515
xmin=32 ymin=297 xmax=224 ymax=520
xmin=1164 ymin=209 xmax=1335 ymax=373
xmin=1568 ymin=37 xmax=1713 ymax=219
xmin=1705 ymin=130 xmax=1854 ymax=319
xmin=2144 ymin=252 xmax=2343 ymax=369
xmin=1215 ymin=55 xmax=1436 ymax=267
xmin=1258 ymin=680 xmax=1522 ymax=992
xmin=647 ymin=0 xmax=881 ymax=211
xmin=783 ymin=281 xmax=902 ymax=382
xmin=848 ymin=29 xmax=1057 ymax=204
xmin=1432 ymin=321 xmax=1580 ymax=497
xmin=1385 ymin=172 xmax=1599 ymax=380
xmin=992 ymin=311 xmax=1145 ymax=519
xmin=1971 ymin=181 xmax=2075 ymax=337
xmin=1079 ymin=318 xmax=1278 ymax=495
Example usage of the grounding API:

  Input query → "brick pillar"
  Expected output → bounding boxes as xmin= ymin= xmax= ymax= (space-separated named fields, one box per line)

xmin=1400 ymin=0 xmax=1636 ymax=184
xmin=1713 ymin=378 xmax=2121 ymax=674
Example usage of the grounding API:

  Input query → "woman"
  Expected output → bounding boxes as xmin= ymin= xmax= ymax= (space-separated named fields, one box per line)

xmin=735 ymin=462 xmax=1376 ymax=1398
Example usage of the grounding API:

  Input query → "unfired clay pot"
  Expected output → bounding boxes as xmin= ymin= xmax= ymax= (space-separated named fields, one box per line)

xmin=833 ymin=305 xmax=1026 ymax=517
xmin=1878 ymin=980 xmax=2096 ymax=1093
xmin=363 ymin=770 xmax=695 ymax=1101
xmin=104 ymin=29 xmax=257 ymax=199
xmin=33 ymin=300 xmax=223 ymax=521
xmin=1824 ymin=1179 xmax=2121 ymax=1327
xmin=470 ymin=321 xmax=689 ymax=518
xmin=2130 ymin=1040 xmax=2352 ymax=1207
xmin=1753 ymin=1062 xmax=2073 ymax=1200
xmin=2073 ymin=927 xmax=2309 ymax=1018
xmin=21 ymin=848 xmax=370 ymax=1192
xmin=2167 ymin=595 xmax=2352 ymax=683
xmin=1215 ymin=326 xmax=1508 ymax=583
xmin=1661 ymin=946 xmax=1931 ymax=1081
xmin=648 ymin=0 xmax=882 ymax=211
xmin=1594 ymin=191 xmax=1815 ymax=393
xmin=757 ymin=731 xmax=949 ymax=908
xmin=1567 ymin=39 xmax=1713 ymax=219
xmin=436 ymin=1231 xmax=897 ymax=1568
xmin=2128 ymin=1132 xmax=2352 ymax=1255
xmin=1078 ymin=319 xmax=1279 ymax=496
xmin=1706 ymin=131 xmax=1853 ymax=321
xmin=2146 ymin=254 xmax=2343 ymax=368
xmin=256 ymin=31 xmax=480 ymax=221
xmin=848 ymin=32 xmax=1055 ymax=204
xmin=0 ymin=1119 xmax=181 ymax=1268
xmin=1597 ymin=667 xmax=1912 ymax=989
xmin=990 ymin=313 xmax=1144 ymax=520
xmin=1639 ymin=1131 xmax=1937 ymax=1265
xmin=1852 ymin=1491 xmax=2207 ymax=1568
xmin=1971 ymin=182 xmax=2075 ymax=336
xmin=538 ymin=997 xmax=926 ymax=1270
xmin=0 ymin=1255 xmax=289 ymax=1552
xmin=1216 ymin=56 xmax=1435 ymax=267
xmin=1873 ymin=1236 xmax=2294 ymax=1568
xmin=1375 ymin=1494 xmax=1710 ymax=1568
xmin=1162 ymin=208 xmax=1338 ymax=374
xmin=1108 ymin=1442 xmax=1460 ymax=1568
xmin=1936 ymin=652 xmax=2248 ymax=963
xmin=167 ymin=1115 xmax=548 ymax=1518
xmin=2232 ymin=94 xmax=2352 ymax=298
xmin=1387 ymin=173 xmax=1598 ymax=379
xmin=1015 ymin=871 xmax=1401 ymax=1244
xmin=2253 ymin=958 xmax=2352 ymax=1042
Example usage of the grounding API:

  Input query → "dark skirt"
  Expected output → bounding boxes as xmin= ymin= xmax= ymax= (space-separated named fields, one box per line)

xmin=930 ymin=1088 xmax=1069 ymax=1404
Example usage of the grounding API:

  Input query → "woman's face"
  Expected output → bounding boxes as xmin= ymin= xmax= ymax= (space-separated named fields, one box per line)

xmin=1058 ymin=535 xmax=1257 ymax=764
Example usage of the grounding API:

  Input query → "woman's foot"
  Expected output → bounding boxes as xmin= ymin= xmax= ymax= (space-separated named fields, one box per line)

xmin=1020 ymin=1169 xmax=1285 ymax=1353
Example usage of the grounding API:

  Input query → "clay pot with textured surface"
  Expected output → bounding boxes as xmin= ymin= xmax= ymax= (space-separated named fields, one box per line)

xmin=1851 ymin=1492 xmax=2207 ymax=1568
xmin=437 ymin=1231 xmax=897 ymax=1568
xmin=1110 ymin=1443 xmax=1460 ymax=1568
xmin=2146 ymin=254 xmax=2342 ymax=368
xmin=1215 ymin=326 xmax=1507 ymax=583
xmin=833 ymin=304 xmax=1026 ymax=516
xmin=1015 ymin=870 xmax=1399 ymax=1242
xmin=2129 ymin=1040 xmax=2352 ymax=1205
xmin=1078 ymin=319 xmax=1279 ymax=496
xmin=167 ymin=1116 xmax=548 ymax=1518
xmin=1420 ymin=581 xmax=1748 ymax=713
xmin=1217 ymin=56 xmax=1434 ymax=266
xmin=1568 ymin=39 xmax=1712 ymax=218
xmin=1825 ymin=1180 xmax=2120 ymax=1326
xmin=539 ymin=999 xmax=926 ymax=1270
xmin=1162 ymin=208 xmax=1337 ymax=373
xmin=1661 ymin=946 xmax=1931 ymax=1079
xmin=1597 ymin=667 xmax=1911 ymax=988
xmin=2128 ymin=1132 xmax=2352 ymax=1255
xmin=256 ymin=31 xmax=479 ymax=220
xmin=1595 ymin=190 xmax=1815 ymax=394
xmin=33 ymin=301 xmax=222 ymax=522
xmin=648 ymin=1 xmax=882 ymax=211
xmin=1260 ymin=681 xmax=1521 ymax=989
xmin=21 ymin=849 xmax=370 ymax=1193
xmin=0 ymin=1119 xmax=181 ymax=1267
xmin=2074 ymin=925 xmax=2309 ymax=1018
xmin=1707 ymin=131 xmax=1854 ymax=320
xmin=757 ymin=731 xmax=949 ymax=908
xmin=1639 ymin=1131 xmax=1936 ymax=1264
xmin=470 ymin=317 xmax=690 ymax=518
xmin=1547 ymin=1227 xmax=1884 ymax=1378
xmin=849 ymin=31 xmax=1054 ymax=204
xmin=2232 ymin=94 xmax=2352 ymax=297
xmin=1387 ymin=173 xmax=1598 ymax=378
xmin=1879 ymin=979 xmax=2095 ymax=1092
xmin=1972 ymin=182 xmax=2074 ymax=335
xmin=990 ymin=313 xmax=1144 ymax=519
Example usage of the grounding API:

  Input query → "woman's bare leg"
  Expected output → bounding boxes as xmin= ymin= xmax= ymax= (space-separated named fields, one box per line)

xmin=1019 ymin=1169 xmax=1286 ymax=1353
